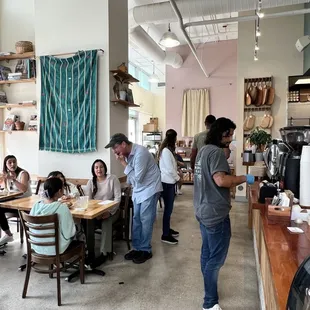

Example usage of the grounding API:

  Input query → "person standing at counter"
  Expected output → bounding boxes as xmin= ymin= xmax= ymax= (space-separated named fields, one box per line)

xmin=190 ymin=114 xmax=216 ymax=170
xmin=194 ymin=118 xmax=254 ymax=310
xmin=105 ymin=133 xmax=162 ymax=264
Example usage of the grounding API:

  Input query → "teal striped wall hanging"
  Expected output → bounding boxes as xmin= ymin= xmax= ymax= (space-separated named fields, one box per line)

xmin=39 ymin=50 xmax=98 ymax=153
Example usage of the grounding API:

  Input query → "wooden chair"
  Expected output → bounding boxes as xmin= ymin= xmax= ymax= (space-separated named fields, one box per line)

xmin=76 ymin=184 xmax=85 ymax=196
xmin=19 ymin=211 xmax=85 ymax=306
xmin=113 ymin=186 xmax=132 ymax=252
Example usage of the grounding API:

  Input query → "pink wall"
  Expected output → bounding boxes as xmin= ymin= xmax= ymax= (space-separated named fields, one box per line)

xmin=166 ymin=40 xmax=237 ymax=138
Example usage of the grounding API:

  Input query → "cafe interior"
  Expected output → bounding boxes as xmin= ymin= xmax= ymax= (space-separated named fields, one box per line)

xmin=2 ymin=0 xmax=310 ymax=309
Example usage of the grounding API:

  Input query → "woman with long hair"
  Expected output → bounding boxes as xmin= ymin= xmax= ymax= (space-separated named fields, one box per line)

xmin=0 ymin=155 xmax=32 ymax=246
xmin=158 ymin=129 xmax=180 ymax=245
xmin=46 ymin=171 xmax=79 ymax=199
xmin=84 ymin=159 xmax=121 ymax=259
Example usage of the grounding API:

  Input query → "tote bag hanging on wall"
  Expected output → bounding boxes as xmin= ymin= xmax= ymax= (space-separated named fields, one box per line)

xmin=39 ymin=50 xmax=98 ymax=153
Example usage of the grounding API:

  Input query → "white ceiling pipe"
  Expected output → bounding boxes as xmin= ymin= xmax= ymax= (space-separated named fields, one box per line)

xmin=169 ymin=0 xmax=209 ymax=78
xmin=129 ymin=0 xmax=309 ymax=28
xmin=130 ymin=25 xmax=183 ymax=68
xmin=184 ymin=8 xmax=310 ymax=28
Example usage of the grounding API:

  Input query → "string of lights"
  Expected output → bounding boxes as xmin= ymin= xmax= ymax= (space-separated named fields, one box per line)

xmin=254 ymin=0 xmax=264 ymax=61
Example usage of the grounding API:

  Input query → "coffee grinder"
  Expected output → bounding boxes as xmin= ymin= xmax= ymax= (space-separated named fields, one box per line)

xmin=279 ymin=126 xmax=310 ymax=199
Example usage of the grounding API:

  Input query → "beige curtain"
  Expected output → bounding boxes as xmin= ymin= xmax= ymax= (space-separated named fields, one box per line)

xmin=181 ymin=89 xmax=210 ymax=137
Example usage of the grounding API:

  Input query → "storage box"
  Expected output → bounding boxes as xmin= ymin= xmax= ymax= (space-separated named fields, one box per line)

xmin=143 ymin=123 xmax=157 ymax=132
xmin=265 ymin=205 xmax=291 ymax=225
xmin=300 ymin=89 xmax=310 ymax=102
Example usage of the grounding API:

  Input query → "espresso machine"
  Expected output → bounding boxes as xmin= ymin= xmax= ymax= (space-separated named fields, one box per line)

xmin=264 ymin=126 xmax=310 ymax=199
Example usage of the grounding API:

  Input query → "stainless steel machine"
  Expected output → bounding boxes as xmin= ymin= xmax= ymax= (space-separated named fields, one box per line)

xmin=264 ymin=126 xmax=310 ymax=198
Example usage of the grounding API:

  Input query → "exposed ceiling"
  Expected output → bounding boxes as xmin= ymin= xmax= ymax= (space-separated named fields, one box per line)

xmin=128 ymin=0 xmax=310 ymax=83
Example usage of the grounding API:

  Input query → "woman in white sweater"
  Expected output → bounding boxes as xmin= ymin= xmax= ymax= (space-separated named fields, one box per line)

xmin=158 ymin=129 xmax=180 ymax=245
xmin=84 ymin=159 xmax=121 ymax=259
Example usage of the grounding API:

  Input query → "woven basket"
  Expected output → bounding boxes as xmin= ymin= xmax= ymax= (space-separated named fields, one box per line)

xmin=15 ymin=41 xmax=33 ymax=54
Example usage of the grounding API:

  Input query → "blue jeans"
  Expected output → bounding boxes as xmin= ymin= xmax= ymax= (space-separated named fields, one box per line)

xmin=132 ymin=193 xmax=159 ymax=252
xmin=162 ymin=182 xmax=176 ymax=236
xmin=200 ymin=216 xmax=231 ymax=309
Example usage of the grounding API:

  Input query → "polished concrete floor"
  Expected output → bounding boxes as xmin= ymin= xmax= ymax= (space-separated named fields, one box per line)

xmin=0 ymin=186 xmax=259 ymax=310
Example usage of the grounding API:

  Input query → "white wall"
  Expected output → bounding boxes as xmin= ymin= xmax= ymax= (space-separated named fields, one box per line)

xmin=0 ymin=0 xmax=129 ymax=178
xmin=33 ymin=0 xmax=128 ymax=178
xmin=236 ymin=6 xmax=304 ymax=199
xmin=130 ymin=83 xmax=166 ymax=142
xmin=0 ymin=0 xmax=37 ymax=173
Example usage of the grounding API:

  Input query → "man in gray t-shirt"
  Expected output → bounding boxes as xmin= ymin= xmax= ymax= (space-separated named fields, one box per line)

xmin=190 ymin=115 xmax=216 ymax=170
xmin=194 ymin=144 xmax=231 ymax=228
xmin=193 ymin=118 xmax=254 ymax=310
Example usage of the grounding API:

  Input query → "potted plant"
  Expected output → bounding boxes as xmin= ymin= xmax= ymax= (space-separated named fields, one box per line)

xmin=248 ymin=127 xmax=272 ymax=161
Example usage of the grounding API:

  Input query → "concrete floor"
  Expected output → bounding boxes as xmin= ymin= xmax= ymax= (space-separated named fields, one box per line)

xmin=0 ymin=186 xmax=259 ymax=310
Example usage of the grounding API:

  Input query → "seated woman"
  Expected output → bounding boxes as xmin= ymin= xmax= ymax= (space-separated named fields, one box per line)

xmin=84 ymin=159 xmax=121 ymax=259
xmin=45 ymin=171 xmax=79 ymax=200
xmin=0 ymin=155 xmax=32 ymax=246
xmin=30 ymin=177 xmax=76 ymax=255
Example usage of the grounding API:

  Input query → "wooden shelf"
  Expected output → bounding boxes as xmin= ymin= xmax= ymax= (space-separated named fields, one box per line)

xmin=0 ymin=78 xmax=36 ymax=85
xmin=0 ymin=102 xmax=36 ymax=110
xmin=0 ymin=130 xmax=37 ymax=133
xmin=111 ymin=99 xmax=140 ymax=108
xmin=110 ymin=70 xmax=139 ymax=83
xmin=0 ymin=52 xmax=35 ymax=61
xmin=288 ymin=101 xmax=310 ymax=105
xmin=244 ymin=106 xmax=272 ymax=111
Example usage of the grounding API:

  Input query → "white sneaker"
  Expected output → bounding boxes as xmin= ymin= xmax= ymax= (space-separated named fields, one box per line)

xmin=177 ymin=190 xmax=183 ymax=195
xmin=0 ymin=234 xmax=14 ymax=246
xmin=203 ymin=305 xmax=222 ymax=310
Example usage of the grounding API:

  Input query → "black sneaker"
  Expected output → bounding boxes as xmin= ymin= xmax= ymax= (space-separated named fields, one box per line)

xmin=161 ymin=235 xmax=178 ymax=245
xmin=169 ymin=228 xmax=179 ymax=237
xmin=133 ymin=251 xmax=152 ymax=264
xmin=124 ymin=250 xmax=141 ymax=260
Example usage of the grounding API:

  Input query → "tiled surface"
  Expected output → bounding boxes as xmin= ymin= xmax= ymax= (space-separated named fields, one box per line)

xmin=0 ymin=186 xmax=259 ymax=310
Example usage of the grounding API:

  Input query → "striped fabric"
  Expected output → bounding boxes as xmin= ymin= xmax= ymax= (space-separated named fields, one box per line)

xmin=39 ymin=50 xmax=97 ymax=153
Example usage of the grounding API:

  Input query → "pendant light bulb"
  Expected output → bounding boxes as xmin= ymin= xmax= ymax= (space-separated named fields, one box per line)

xmin=148 ymin=62 xmax=159 ymax=83
xmin=256 ymin=27 xmax=261 ymax=37
xmin=159 ymin=23 xmax=180 ymax=48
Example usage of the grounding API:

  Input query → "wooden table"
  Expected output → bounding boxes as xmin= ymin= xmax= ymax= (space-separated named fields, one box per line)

xmin=0 ymin=196 xmax=118 ymax=277
xmin=0 ymin=191 xmax=23 ymax=202
xmin=0 ymin=196 xmax=115 ymax=219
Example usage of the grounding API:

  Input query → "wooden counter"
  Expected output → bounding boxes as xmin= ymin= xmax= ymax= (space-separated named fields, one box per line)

xmin=251 ymin=187 xmax=310 ymax=309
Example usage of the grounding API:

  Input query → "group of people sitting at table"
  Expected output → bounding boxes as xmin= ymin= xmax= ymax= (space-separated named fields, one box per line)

xmin=0 ymin=155 xmax=122 ymax=262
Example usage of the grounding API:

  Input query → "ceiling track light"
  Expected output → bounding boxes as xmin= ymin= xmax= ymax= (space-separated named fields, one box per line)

xmin=256 ymin=27 xmax=261 ymax=37
xmin=255 ymin=42 xmax=260 ymax=51
xmin=254 ymin=53 xmax=258 ymax=61
xmin=256 ymin=0 xmax=264 ymax=18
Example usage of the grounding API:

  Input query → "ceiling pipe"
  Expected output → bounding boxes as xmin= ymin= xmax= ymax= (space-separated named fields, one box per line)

xmin=129 ymin=0 xmax=309 ymax=27
xmin=169 ymin=0 xmax=209 ymax=78
xmin=130 ymin=25 xmax=183 ymax=68
xmin=184 ymin=8 xmax=310 ymax=29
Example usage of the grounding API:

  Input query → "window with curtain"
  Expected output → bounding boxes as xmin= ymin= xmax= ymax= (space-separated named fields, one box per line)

xmin=181 ymin=89 xmax=210 ymax=137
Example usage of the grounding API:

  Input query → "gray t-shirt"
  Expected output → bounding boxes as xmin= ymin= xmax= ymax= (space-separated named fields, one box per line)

xmin=194 ymin=144 xmax=231 ymax=227
xmin=192 ymin=130 xmax=208 ymax=151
